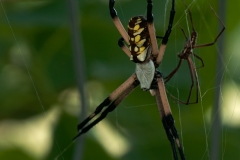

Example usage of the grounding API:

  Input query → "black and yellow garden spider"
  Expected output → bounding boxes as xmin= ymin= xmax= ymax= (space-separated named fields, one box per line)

xmin=165 ymin=0 xmax=225 ymax=105
xmin=74 ymin=0 xmax=185 ymax=159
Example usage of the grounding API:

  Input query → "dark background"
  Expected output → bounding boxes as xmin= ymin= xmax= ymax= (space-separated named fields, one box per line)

xmin=0 ymin=0 xmax=239 ymax=160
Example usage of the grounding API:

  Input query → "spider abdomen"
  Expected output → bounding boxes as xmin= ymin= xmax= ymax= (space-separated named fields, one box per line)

xmin=128 ymin=16 xmax=151 ymax=63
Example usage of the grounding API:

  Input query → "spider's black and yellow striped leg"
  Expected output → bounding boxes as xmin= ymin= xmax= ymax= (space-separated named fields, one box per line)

xmin=109 ymin=0 xmax=129 ymax=45
xmin=146 ymin=0 xmax=159 ymax=57
xmin=118 ymin=37 xmax=131 ymax=58
xmin=156 ymin=0 xmax=176 ymax=65
xmin=155 ymin=74 xmax=186 ymax=160
xmin=74 ymin=75 xmax=140 ymax=140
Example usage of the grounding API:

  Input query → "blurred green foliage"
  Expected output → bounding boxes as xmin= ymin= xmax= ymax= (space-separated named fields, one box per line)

xmin=0 ymin=0 xmax=240 ymax=160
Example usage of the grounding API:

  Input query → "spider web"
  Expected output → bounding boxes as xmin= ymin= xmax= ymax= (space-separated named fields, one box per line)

xmin=0 ymin=0 xmax=239 ymax=160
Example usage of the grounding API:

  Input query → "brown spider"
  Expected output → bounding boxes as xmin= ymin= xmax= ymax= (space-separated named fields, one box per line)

xmin=165 ymin=1 xmax=225 ymax=105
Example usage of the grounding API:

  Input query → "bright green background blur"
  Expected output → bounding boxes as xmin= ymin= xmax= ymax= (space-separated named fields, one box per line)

xmin=1 ymin=0 xmax=240 ymax=160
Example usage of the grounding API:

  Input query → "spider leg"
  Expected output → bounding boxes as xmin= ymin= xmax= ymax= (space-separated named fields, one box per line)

xmin=165 ymin=57 xmax=198 ymax=105
xmin=182 ymin=0 xmax=196 ymax=32
xmin=156 ymin=0 xmax=176 ymax=65
xmin=178 ymin=25 xmax=188 ymax=41
xmin=193 ymin=53 xmax=204 ymax=68
xmin=165 ymin=59 xmax=183 ymax=83
xmin=184 ymin=57 xmax=198 ymax=104
xmin=161 ymin=0 xmax=176 ymax=45
xmin=109 ymin=0 xmax=129 ymax=44
xmin=155 ymin=75 xmax=185 ymax=160
xmin=74 ymin=75 xmax=139 ymax=140
xmin=146 ymin=0 xmax=159 ymax=57
xmin=76 ymin=74 xmax=137 ymax=135
xmin=194 ymin=5 xmax=225 ymax=49
xmin=156 ymin=36 xmax=164 ymax=39
xmin=118 ymin=37 xmax=131 ymax=58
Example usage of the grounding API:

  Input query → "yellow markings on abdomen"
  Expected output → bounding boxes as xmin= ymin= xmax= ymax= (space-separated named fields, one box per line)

xmin=128 ymin=16 xmax=150 ymax=62
xmin=135 ymin=35 xmax=140 ymax=43
xmin=133 ymin=28 xmax=144 ymax=36
xmin=136 ymin=39 xmax=146 ymax=47
xmin=134 ymin=24 xmax=140 ymax=30
xmin=134 ymin=46 xmax=139 ymax=52
xmin=139 ymin=46 xmax=145 ymax=52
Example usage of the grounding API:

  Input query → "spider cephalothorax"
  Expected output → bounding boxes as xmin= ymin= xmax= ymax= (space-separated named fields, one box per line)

xmin=128 ymin=16 xmax=151 ymax=63
xmin=178 ymin=31 xmax=198 ymax=59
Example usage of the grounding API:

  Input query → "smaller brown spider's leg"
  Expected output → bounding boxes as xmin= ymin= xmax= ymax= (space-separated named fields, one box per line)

xmin=179 ymin=25 xmax=188 ymax=41
xmin=184 ymin=57 xmax=198 ymax=105
xmin=118 ymin=37 xmax=131 ymax=58
xmin=146 ymin=0 xmax=159 ymax=57
xmin=193 ymin=53 xmax=204 ymax=68
xmin=156 ymin=0 xmax=176 ymax=65
xmin=155 ymin=76 xmax=186 ymax=160
xmin=165 ymin=57 xmax=198 ymax=105
xmin=165 ymin=59 xmax=183 ymax=83
xmin=194 ymin=5 xmax=225 ymax=49
xmin=76 ymin=74 xmax=137 ymax=135
xmin=74 ymin=75 xmax=139 ymax=140
xmin=109 ymin=0 xmax=129 ymax=44
xmin=182 ymin=0 xmax=196 ymax=32
xmin=190 ymin=57 xmax=199 ymax=104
